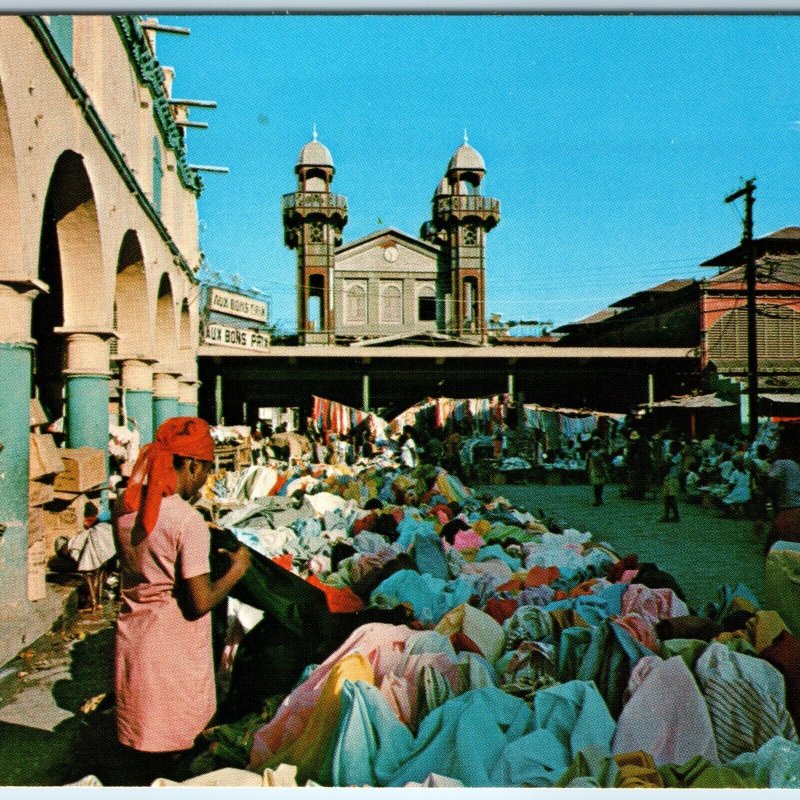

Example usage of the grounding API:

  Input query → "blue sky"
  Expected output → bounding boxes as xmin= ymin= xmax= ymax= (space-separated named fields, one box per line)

xmin=158 ymin=15 xmax=800 ymax=332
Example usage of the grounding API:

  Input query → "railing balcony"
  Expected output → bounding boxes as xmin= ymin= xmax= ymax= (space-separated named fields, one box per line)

xmin=282 ymin=191 xmax=348 ymax=216
xmin=435 ymin=194 xmax=500 ymax=217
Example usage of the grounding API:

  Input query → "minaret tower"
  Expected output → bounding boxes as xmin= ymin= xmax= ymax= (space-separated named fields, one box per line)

xmin=423 ymin=133 xmax=500 ymax=342
xmin=282 ymin=128 xmax=348 ymax=344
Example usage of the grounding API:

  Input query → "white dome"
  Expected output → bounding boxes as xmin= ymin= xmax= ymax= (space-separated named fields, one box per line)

xmin=297 ymin=139 xmax=333 ymax=168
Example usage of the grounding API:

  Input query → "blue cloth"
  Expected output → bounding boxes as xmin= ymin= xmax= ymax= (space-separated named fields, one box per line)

xmin=703 ymin=583 xmax=761 ymax=621
xmin=558 ymin=627 xmax=593 ymax=682
xmin=374 ymin=686 xmax=535 ymax=787
xmin=492 ymin=681 xmax=615 ymax=787
xmin=576 ymin=620 xmax=655 ymax=718
xmin=729 ymin=736 xmax=800 ymax=788
xmin=369 ymin=570 xmax=473 ymax=625
xmin=395 ymin=515 xmax=449 ymax=580
xmin=475 ymin=544 xmax=522 ymax=572
xmin=329 ymin=680 xmax=414 ymax=787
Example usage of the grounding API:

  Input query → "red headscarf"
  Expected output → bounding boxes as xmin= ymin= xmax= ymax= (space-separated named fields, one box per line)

xmin=122 ymin=417 xmax=215 ymax=535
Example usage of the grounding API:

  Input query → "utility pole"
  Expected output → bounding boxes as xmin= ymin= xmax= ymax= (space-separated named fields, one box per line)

xmin=724 ymin=178 xmax=757 ymax=438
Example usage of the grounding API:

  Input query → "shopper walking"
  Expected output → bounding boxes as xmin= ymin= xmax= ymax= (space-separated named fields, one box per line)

xmin=586 ymin=437 xmax=611 ymax=506
xmin=766 ymin=426 xmax=800 ymax=552
xmin=113 ymin=417 xmax=250 ymax=779
xmin=660 ymin=439 xmax=683 ymax=523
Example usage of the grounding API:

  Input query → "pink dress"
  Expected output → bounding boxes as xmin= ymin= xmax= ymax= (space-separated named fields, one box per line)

xmin=114 ymin=494 xmax=216 ymax=752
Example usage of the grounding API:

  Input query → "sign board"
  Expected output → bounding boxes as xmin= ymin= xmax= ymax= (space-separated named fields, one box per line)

xmin=204 ymin=323 xmax=271 ymax=352
xmin=208 ymin=287 xmax=267 ymax=323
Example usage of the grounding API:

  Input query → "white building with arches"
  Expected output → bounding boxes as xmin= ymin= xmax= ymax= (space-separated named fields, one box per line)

xmin=0 ymin=15 xmax=204 ymax=650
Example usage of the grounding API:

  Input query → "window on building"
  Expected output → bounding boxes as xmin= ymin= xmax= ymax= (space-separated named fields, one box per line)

xmin=344 ymin=283 xmax=367 ymax=324
xmin=707 ymin=304 xmax=800 ymax=361
xmin=380 ymin=283 xmax=402 ymax=325
xmin=152 ymin=137 xmax=163 ymax=214
xmin=49 ymin=16 xmax=73 ymax=64
xmin=463 ymin=226 xmax=478 ymax=246
xmin=417 ymin=285 xmax=437 ymax=322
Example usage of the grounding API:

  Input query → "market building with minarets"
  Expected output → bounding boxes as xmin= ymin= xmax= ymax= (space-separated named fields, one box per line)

xmin=282 ymin=131 xmax=500 ymax=345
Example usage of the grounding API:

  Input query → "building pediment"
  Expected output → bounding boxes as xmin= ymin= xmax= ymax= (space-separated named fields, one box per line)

xmin=335 ymin=228 xmax=440 ymax=274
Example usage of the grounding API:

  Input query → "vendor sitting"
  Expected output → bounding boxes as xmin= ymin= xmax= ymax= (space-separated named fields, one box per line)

xmin=51 ymin=501 xmax=117 ymax=611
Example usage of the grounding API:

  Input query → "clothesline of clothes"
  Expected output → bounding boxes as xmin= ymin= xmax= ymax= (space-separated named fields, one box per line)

xmin=522 ymin=404 xmax=624 ymax=453
xmin=390 ymin=394 xmax=511 ymax=435
xmin=310 ymin=396 xmax=388 ymax=440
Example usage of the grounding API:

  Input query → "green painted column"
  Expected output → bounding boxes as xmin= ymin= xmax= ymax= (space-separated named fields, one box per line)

xmin=153 ymin=371 xmax=181 ymax=430
xmin=125 ymin=389 xmax=154 ymax=444
xmin=0 ymin=342 xmax=33 ymax=606
xmin=154 ymin=396 xmax=179 ymax=428
xmin=178 ymin=402 xmax=198 ymax=417
xmin=177 ymin=379 xmax=201 ymax=421
xmin=65 ymin=374 xmax=110 ymax=450
xmin=119 ymin=358 xmax=156 ymax=445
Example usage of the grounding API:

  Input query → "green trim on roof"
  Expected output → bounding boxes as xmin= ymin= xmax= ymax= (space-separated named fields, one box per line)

xmin=113 ymin=15 xmax=203 ymax=197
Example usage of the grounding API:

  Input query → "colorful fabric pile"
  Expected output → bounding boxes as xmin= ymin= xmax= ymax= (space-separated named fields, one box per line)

xmin=189 ymin=458 xmax=800 ymax=789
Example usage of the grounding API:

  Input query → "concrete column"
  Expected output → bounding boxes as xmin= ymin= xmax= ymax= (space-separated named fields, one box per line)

xmin=362 ymin=373 xmax=371 ymax=412
xmin=58 ymin=330 xmax=113 ymax=452
xmin=120 ymin=358 xmax=156 ymax=444
xmin=215 ymin=373 xmax=224 ymax=425
xmin=0 ymin=281 xmax=40 ymax=607
xmin=153 ymin=370 xmax=181 ymax=430
xmin=507 ymin=372 xmax=515 ymax=401
xmin=177 ymin=379 xmax=200 ymax=419
xmin=648 ymin=373 xmax=655 ymax=408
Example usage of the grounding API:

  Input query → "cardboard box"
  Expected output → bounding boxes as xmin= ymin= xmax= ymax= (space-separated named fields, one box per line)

xmin=54 ymin=448 xmax=106 ymax=492
xmin=30 ymin=398 xmax=48 ymax=428
xmin=27 ymin=540 xmax=47 ymax=601
xmin=29 ymin=434 xmax=64 ymax=480
xmin=42 ymin=491 xmax=92 ymax=553
xmin=28 ymin=505 xmax=45 ymax=546
xmin=29 ymin=477 xmax=56 ymax=507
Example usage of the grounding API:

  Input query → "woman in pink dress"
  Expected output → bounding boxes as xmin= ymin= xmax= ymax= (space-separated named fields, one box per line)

xmin=113 ymin=417 xmax=250 ymax=777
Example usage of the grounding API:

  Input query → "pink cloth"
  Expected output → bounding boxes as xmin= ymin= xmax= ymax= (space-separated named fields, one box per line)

xmin=460 ymin=559 xmax=513 ymax=586
xmin=613 ymin=613 xmax=659 ymax=652
xmin=613 ymin=655 xmax=719 ymax=766
xmin=620 ymin=584 xmax=689 ymax=626
xmin=114 ymin=494 xmax=215 ymax=752
xmin=249 ymin=623 xmax=416 ymax=770
xmin=453 ymin=529 xmax=485 ymax=551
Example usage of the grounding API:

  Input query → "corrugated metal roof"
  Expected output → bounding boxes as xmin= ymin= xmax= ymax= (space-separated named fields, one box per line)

xmin=611 ymin=279 xmax=696 ymax=307
xmin=707 ymin=253 xmax=800 ymax=285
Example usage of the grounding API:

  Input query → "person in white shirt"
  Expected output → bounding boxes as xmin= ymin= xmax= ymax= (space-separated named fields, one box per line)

xmin=400 ymin=426 xmax=419 ymax=469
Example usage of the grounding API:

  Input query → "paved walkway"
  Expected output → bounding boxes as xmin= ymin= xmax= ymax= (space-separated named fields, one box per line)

xmin=474 ymin=481 xmax=765 ymax=609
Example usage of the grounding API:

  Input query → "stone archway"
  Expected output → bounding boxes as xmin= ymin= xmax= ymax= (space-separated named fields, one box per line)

xmin=33 ymin=150 xmax=108 ymax=423
xmin=153 ymin=272 xmax=181 ymax=427
xmin=114 ymin=230 xmax=151 ymax=358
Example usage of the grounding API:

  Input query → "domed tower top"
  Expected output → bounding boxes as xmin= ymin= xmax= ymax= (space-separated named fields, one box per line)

xmin=295 ymin=125 xmax=335 ymax=178
xmin=445 ymin=131 xmax=486 ymax=194
xmin=447 ymin=138 xmax=485 ymax=174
